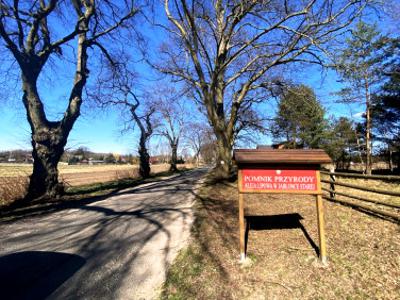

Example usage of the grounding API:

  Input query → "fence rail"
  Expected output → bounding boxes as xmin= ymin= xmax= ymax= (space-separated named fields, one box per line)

xmin=321 ymin=171 xmax=400 ymax=222
xmin=320 ymin=170 xmax=400 ymax=181
xmin=320 ymin=179 xmax=400 ymax=197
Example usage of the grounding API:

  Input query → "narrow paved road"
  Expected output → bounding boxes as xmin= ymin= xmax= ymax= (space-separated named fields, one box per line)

xmin=0 ymin=168 xmax=207 ymax=300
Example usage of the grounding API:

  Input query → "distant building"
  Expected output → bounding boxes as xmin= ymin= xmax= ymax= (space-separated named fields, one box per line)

xmin=89 ymin=158 xmax=105 ymax=165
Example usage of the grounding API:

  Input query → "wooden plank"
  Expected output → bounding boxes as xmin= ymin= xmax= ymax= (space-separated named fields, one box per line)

xmin=237 ymin=169 xmax=243 ymax=191
xmin=238 ymin=193 xmax=245 ymax=261
xmin=321 ymin=187 xmax=400 ymax=209
xmin=316 ymin=194 xmax=327 ymax=264
xmin=323 ymin=195 xmax=400 ymax=222
xmin=316 ymin=171 xmax=327 ymax=264
xmin=320 ymin=170 xmax=400 ymax=181
xmin=321 ymin=179 xmax=400 ymax=197
xmin=239 ymin=189 xmax=322 ymax=195
xmin=234 ymin=149 xmax=332 ymax=165
xmin=236 ymin=164 xmax=321 ymax=170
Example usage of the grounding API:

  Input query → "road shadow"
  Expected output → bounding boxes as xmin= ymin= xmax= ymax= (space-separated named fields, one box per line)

xmin=0 ymin=169 xmax=207 ymax=299
xmin=245 ymin=213 xmax=319 ymax=256
xmin=0 ymin=251 xmax=85 ymax=300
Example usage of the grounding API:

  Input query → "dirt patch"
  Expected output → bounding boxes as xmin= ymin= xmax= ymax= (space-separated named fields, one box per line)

xmin=162 ymin=180 xmax=400 ymax=299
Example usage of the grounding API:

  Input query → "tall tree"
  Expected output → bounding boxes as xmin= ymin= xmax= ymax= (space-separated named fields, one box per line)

xmin=0 ymin=1 xmax=137 ymax=199
xmin=133 ymin=101 xmax=156 ymax=178
xmin=272 ymin=85 xmax=326 ymax=148
xmin=322 ymin=117 xmax=358 ymax=169
xmin=153 ymin=88 xmax=186 ymax=172
xmin=157 ymin=0 xmax=371 ymax=178
xmin=372 ymin=38 xmax=400 ymax=169
xmin=335 ymin=21 xmax=386 ymax=174
xmin=95 ymin=65 xmax=157 ymax=179
xmin=185 ymin=121 xmax=213 ymax=166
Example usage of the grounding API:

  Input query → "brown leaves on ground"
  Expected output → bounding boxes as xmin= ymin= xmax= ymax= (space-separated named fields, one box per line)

xmin=162 ymin=180 xmax=400 ymax=299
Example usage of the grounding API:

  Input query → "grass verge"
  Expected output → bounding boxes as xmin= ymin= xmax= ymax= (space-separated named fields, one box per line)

xmin=161 ymin=177 xmax=400 ymax=299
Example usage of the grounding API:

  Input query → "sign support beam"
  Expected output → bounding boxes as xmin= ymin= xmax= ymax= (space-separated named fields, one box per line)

xmin=316 ymin=194 xmax=327 ymax=264
xmin=238 ymin=193 xmax=245 ymax=262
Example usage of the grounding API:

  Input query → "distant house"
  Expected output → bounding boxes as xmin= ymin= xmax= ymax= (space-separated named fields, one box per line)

xmin=89 ymin=159 xmax=105 ymax=165
xmin=150 ymin=157 xmax=159 ymax=164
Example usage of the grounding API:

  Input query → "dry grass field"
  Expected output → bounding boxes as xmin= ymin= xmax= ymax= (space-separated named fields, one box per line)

xmin=0 ymin=163 xmax=140 ymax=177
xmin=0 ymin=163 xmax=173 ymax=206
xmin=162 ymin=178 xmax=400 ymax=299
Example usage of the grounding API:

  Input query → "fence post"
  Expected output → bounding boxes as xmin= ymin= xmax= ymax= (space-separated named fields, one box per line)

xmin=329 ymin=166 xmax=336 ymax=199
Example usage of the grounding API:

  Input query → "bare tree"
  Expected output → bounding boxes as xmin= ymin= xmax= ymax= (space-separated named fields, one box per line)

xmin=184 ymin=121 xmax=213 ymax=166
xmin=156 ymin=0 xmax=372 ymax=178
xmin=130 ymin=99 xmax=156 ymax=178
xmin=0 ymin=1 xmax=138 ymax=199
xmin=95 ymin=65 xmax=157 ymax=179
xmin=153 ymin=88 xmax=186 ymax=172
xmin=185 ymin=122 xmax=204 ymax=166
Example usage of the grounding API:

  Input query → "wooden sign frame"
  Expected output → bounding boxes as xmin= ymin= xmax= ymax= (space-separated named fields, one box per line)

xmin=234 ymin=149 xmax=331 ymax=264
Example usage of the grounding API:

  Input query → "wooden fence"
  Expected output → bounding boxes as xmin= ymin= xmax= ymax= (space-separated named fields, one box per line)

xmin=320 ymin=171 xmax=400 ymax=222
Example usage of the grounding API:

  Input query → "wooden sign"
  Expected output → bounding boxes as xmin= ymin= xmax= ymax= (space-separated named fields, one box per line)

xmin=240 ymin=169 xmax=319 ymax=193
xmin=233 ymin=149 xmax=332 ymax=264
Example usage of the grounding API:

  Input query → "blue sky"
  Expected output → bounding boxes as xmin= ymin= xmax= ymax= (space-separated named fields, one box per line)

xmin=0 ymin=65 xmax=354 ymax=154
xmin=0 ymin=4 xmax=397 ymax=154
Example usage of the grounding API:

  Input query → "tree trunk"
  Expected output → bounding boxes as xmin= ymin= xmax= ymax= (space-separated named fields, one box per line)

xmin=138 ymin=133 xmax=151 ymax=178
xmin=196 ymin=149 xmax=201 ymax=167
xmin=365 ymin=76 xmax=372 ymax=175
xmin=22 ymin=75 xmax=75 ymax=201
xmin=170 ymin=142 xmax=178 ymax=172
xmin=26 ymin=130 xmax=65 ymax=200
xmin=214 ymin=130 xmax=233 ymax=179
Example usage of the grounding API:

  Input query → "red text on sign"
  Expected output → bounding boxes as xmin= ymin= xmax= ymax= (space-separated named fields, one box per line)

xmin=241 ymin=169 xmax=318 ymax=192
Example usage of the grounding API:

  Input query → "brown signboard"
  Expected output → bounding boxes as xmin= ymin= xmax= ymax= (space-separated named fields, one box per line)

xmin=233 ymin=149 xmax=332 ymax=264
xmin=240 ymin=169 xmax=319 ymax=193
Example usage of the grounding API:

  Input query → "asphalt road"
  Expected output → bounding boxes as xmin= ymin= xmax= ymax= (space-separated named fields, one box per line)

xmin=0 ymin=168 xmax=207 ymax=300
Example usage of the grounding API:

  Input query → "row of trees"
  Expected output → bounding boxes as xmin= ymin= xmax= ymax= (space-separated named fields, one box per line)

xmin=271 ymin=20 xmax=399 ymax=174
xmin=0 ymin=0 xmax=394 ymax=201
xmin=334 ymin=21 xmax=399 ymax=174
xmin=272 ymin=75 xmax=400 ymax=172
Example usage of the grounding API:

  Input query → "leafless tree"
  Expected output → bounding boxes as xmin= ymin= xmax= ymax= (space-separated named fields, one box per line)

xmin=130 ymin=99 xmax=156 ymax=178
xmin=152 ymin=87 xmax=186 ymax=172
xmin=95 ymin=64 xmax=157 ymax=179
xmin=185 ymin=122 xmax=204 ymax=166
xmin=184 ymin=121 xmax=212 ymax=166
xmin=0 ymin=1 xmax=138 ymax=199
xmin=156 ymin=0 xmax=373 ymax=178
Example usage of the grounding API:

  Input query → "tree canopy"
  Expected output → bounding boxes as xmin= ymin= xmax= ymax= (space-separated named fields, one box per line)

xmin=272 ymin=85 xmax=326 ymax=149
xmin=156 ymin=0 xmax=371 ymax=178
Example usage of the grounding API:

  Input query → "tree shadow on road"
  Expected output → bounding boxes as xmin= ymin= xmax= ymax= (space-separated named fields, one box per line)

xmin=0 ymin=251 xmax=85 ymax=300
xmin=0 ymin=171 xmax=190 ymax=223
xmin=0 ymin=169 xmax=207 ymax=299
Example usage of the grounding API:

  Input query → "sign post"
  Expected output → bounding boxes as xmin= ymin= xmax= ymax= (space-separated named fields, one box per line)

xmin=234 ymin=149 xmax=332 ymax=264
